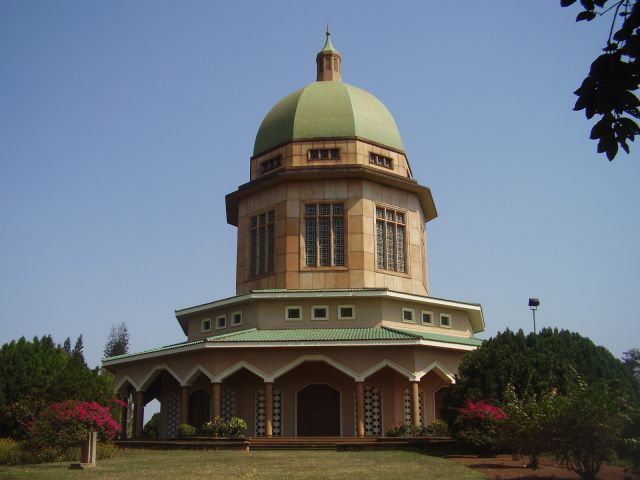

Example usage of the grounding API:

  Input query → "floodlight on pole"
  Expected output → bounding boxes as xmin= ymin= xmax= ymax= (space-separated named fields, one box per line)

xmin=528 ymin=298 xmax=540 ymax=334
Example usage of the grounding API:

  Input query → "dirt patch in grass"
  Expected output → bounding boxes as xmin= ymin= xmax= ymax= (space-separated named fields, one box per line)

xmin=447 ymin=454 xmax=639 ymax=480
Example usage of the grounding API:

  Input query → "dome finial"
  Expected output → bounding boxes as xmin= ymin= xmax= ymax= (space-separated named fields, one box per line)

xmin=316 ymin=28 xmax=342 ymax=82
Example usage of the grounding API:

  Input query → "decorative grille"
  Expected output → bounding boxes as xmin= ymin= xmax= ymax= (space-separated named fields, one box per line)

xmin=166 ymin=391 xmax=180 ymax=438
xmin=255 ymin=386 xmax=282 ymax=436
xmin=403 ymin=386 xmax=424 ymax=426
xmin=221 ymin=387 xmax=236 ymax=421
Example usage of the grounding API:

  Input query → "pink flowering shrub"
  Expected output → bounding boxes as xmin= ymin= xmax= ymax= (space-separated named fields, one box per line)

xmin=26 ymin=400 xmax=120 ymax=461
xmin=459 ymin=399 xmax=507 ymax=421
xmin=452 ymin=399 xmax=507 ymax=454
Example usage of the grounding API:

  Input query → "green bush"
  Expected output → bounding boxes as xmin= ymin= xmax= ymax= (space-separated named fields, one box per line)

xmin=549 ymin=380 xmax=627 ymax=480
xmin=226 ymin=417 xmax=247 ymax=438
xmin=1 ymin=439 xmax=119 ymax=465
xmin=198 ymin=417 xmax=247 ymax=438
xmin=177 ymin=423 xmax=196 ymax=437
xmin=425 ymin=419 xmax=450 ymax=437
xmin=0 ymin=438 xmax=25 ymax=465
xmin=97 ymin=441 xmax=119 ymax=460
xmin=500 ymin=384 xmax=557 ymax=469
xmin=385 ymin=424 xmax=427 ymax=437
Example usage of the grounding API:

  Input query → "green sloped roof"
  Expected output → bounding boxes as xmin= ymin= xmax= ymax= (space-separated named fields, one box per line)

xmin=253 ymin=82 xmax=404 ymax=156
xmin=207 ymin=327 xmax=416 ymax=342
xmin=390 ymin=327 xmax=484 ymax=347
xmin=103 ymin=339 xmax=204 ymax=361
xmin=103 ymin=327 xmax=482 ymax=363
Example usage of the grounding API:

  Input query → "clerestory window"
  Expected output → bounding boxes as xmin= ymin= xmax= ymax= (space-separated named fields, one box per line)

xmin=250 ymin=210 xmax=275 ymax=277
xmin=304 ymin=203 xmax=345 ymax=267
xmin=375 ymin=206 xmax=407 ymax=273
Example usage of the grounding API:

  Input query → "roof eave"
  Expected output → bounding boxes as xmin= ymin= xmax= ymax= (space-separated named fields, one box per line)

xmin=225 ymin=164 xmax=436 ymax=226
xmin=101 ymin=336 xmax=479 ymax=368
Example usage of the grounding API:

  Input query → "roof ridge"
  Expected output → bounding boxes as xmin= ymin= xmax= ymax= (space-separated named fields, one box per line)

xmin=208 ymin=327 xmax=258 ymax=341
xmin=103 ymin=338 xmax=204 ymax=361
xmin=381 ymin=325 xmax=421 ymax=339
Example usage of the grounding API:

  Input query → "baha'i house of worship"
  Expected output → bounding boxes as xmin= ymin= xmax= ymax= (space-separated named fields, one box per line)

xmin=102 ymin=31 xmax=485 ymax=439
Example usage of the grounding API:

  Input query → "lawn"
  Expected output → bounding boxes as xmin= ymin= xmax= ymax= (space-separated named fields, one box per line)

xmin=0 ymin=449 xmax=485 ymax=480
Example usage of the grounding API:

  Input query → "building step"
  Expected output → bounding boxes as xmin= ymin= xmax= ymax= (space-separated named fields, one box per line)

xmin=116 ymin=436 xmax=452 ymax=451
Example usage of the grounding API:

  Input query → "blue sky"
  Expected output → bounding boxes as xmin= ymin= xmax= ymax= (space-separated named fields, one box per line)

xmin=1 ymin=1 xmax=638 ymax=370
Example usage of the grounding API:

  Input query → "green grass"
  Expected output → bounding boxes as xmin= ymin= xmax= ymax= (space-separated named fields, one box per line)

xmin=0 ymin=448 xmax=485 ymax=480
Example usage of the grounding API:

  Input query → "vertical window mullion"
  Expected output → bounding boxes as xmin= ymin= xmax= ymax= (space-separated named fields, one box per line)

xmin=315 ymin=215 xmax=319 ymax=267
xmin=329 ymin=211 xmax=334 ymax=266
xmin=250 ymin=224 xmax=257 ymax=277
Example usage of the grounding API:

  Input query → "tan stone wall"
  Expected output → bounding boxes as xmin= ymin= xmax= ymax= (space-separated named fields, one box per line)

xmin=380 ymin=299 xmax=474 ymax=336
xmin=250 ymin=140 xmax=413 ymax=181
xmin=182 ymin=296 xmax=474 ymax=341
xmin=235 ymin=177 xmax=429 ymax=296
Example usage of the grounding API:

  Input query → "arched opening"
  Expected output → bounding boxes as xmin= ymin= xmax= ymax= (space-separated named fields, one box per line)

xmin=434 ymin=387 xmax=448 ymax=421
xmin=218 ymin=366 xmax=265 ymax=432
xmin=143 ymin=370 xmax=181 ymax=438
xmin=188 ymin=389 xmax=211 ymax=428
xmin=297 ymin=384 xmax=340 ymax=436
xmin=143 ymin=399 xmax=161 ymax=438
xmin=115 ymin=379 xmax=136 ymax=439
xmin=361 ymin=365 xmax=411 ymax=434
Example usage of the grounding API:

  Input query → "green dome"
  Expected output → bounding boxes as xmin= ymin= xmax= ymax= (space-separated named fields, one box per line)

xmin=253 ymin=81 xmax=405 ymax=157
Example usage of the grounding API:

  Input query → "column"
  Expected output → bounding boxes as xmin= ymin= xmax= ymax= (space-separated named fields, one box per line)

xmin=212 ymin=382 xmax=222 ymax=419
xmin=411 ymin=381 xmax=420 ymax=428
xmin=356 ymin=381 xmax=365 ymax=438
xmin=180 ymin=386 xmax=189 ymax=425
xmin=119 ymin=394 xmax=128 ymax=439
xmin=134 ymin=390 xmax=145 ymax=438
xmin=265 ymin=382 xmax=273 ymax=437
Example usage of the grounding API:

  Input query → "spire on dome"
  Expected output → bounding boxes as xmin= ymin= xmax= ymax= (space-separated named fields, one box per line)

xmin=316 ymin=28 xmax=342 ymax=82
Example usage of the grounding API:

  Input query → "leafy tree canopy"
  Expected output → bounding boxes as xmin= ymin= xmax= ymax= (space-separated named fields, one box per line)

xmin=623 ymin=348 xmax=640 ymax=380
xmin=103 ymin=322 xmax=129 ymax=359
xmin=0 ymin=335 xmax=113 ymax=438
xmin=562 ymin=0 xmax=640 ymax=160
xmin=448 ymin=328 xmax=640 ymax=407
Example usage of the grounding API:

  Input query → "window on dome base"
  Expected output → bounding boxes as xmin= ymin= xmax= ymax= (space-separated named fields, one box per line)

xmin=375 ymin=206 xmax=407 ymax=273
xmin=308 ymin=148 xmax=340 ymax=160
xmin=369 ymin=152 xmax=393 ymax=169
xmin=250 ymin=210 xmax=275 ymax=277
xmin=304 ymin=203 xmax=345 ymax=267
xmin=260 ymin=155 xmax=282 ymax=175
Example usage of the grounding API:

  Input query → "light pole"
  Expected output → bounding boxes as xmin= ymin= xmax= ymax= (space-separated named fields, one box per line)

xmin=528 ymin=298 xmax=540 ymax=333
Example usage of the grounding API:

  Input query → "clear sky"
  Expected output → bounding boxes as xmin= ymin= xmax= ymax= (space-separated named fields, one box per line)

xmin=1 ymin=1 xmax=638 ymax=370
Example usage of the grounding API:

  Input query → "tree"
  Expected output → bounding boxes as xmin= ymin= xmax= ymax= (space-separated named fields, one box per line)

xmin=103 ymin=322 xmax=129 ymax=358
xmin=446 ymin=328 xmax=640 ymax=413
xmin=501 ymin=384 xmax=558 ymax=469
xmin=72 ymin=334 xmax=84 ymax=356
xmin=0 ymin=335 xmax=113 ymax=438
xmin=550 ymin=378 xmax=627 ymax=480
xmin=623 ymin=348 xmax=640 ymax=380
xmin=561 ymin=0 xmax=640 ymax=160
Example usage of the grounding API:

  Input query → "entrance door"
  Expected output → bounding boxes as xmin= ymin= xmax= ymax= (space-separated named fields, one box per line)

xmin=297 ymin=384 xmax=340 ymax=436
xmin=189 ymin=390 xmax=211 ymax=428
